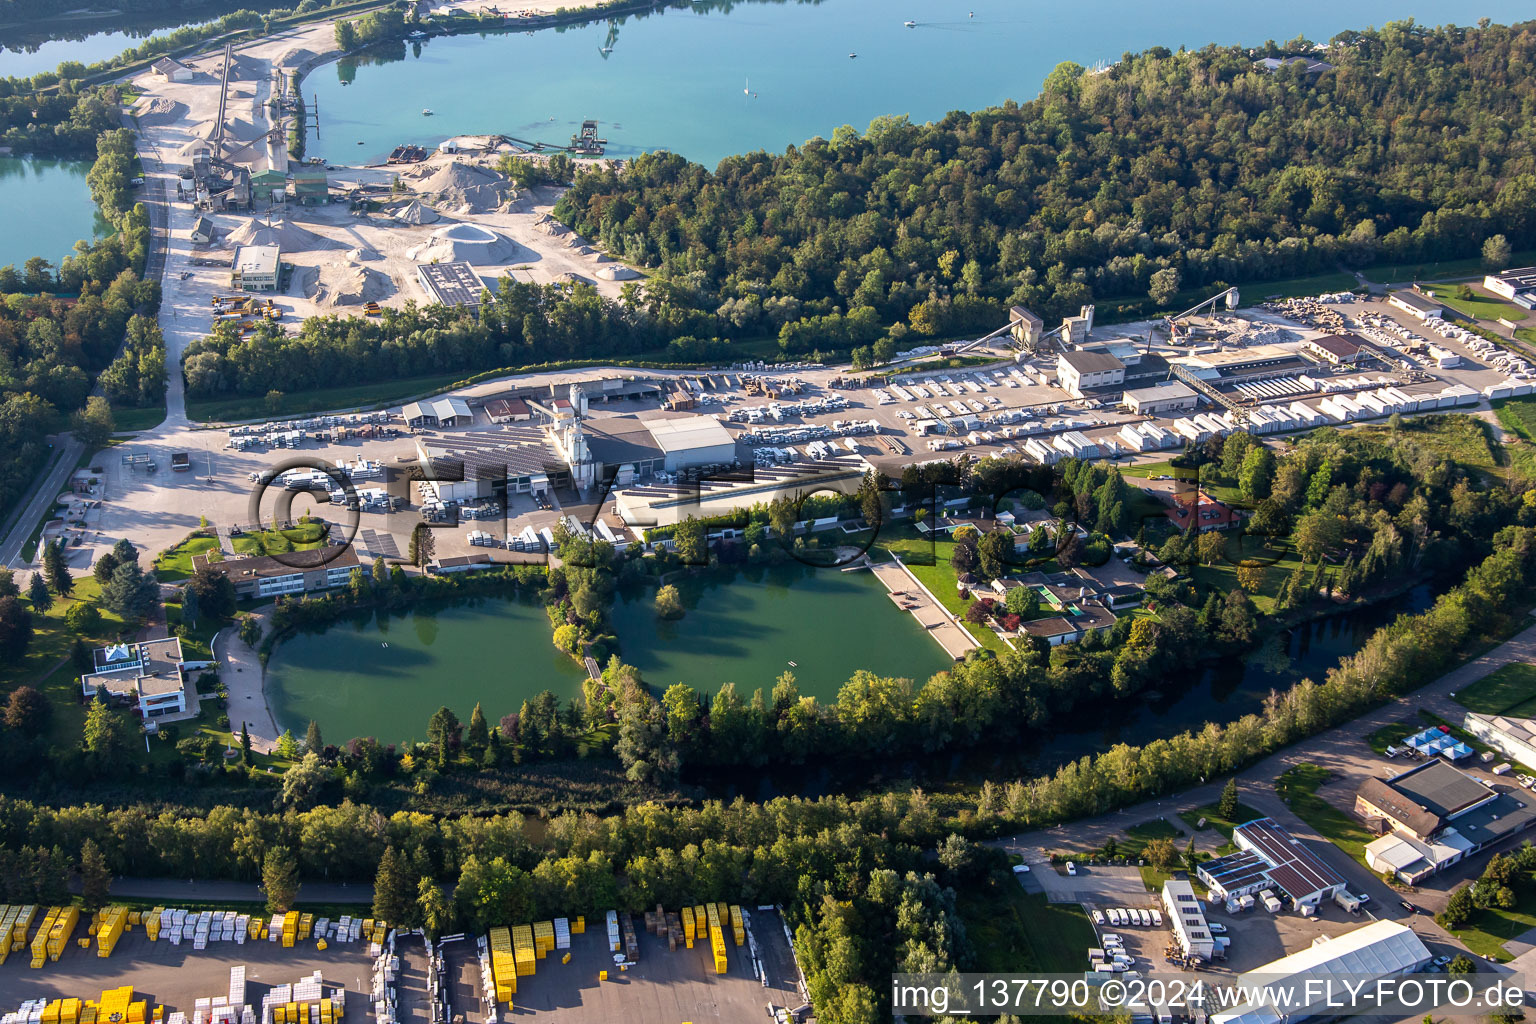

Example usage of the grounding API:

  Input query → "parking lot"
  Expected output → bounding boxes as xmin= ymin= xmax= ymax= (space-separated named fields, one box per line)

xmin=0 ymin=932 xmax=376 ymax=1019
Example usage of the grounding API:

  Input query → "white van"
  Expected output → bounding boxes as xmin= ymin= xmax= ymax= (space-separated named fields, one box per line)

xmin=1065 ymin=862 xmax=1077 ymax=876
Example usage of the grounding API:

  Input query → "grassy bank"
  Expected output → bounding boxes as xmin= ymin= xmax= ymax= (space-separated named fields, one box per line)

xmin=1275 ymin=763 xmax=1376 ymax=864
xmin=957 ymin=878 xmax=1095 ymax=974
xmin=1452 ymin=663 xmax=1536 ymax=717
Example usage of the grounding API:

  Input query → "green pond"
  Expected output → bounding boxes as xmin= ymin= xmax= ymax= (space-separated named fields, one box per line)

xmin=0 ymin=157 xmax=108 ymax=273
xmin=265 ymin=566 xmax=953 ymax=743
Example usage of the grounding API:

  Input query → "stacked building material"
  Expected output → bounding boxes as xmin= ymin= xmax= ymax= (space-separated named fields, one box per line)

xmin=96 ymin=907 xmax=128 ymax=957
xmin=511 ymin=925 xmax=536 ymax=978
xmin=553 ymin=918 xmax=570 ymax=951
xmin=729 ymin=905 xmax=745 ymax=947
xmin=681 ymin=906 xmax=696 ymax=949
xmin=620 ymin=913 xmax=638 ymax=962
xmin=604 ymin=911 xmax=620 ymax=953
xmin=532 ymin=920 xmax=554 ymax=960
xmin=487 ymin=927 xmax=517 ymax=1003
xmin=704 ymin=904 xmax=727 ymax=975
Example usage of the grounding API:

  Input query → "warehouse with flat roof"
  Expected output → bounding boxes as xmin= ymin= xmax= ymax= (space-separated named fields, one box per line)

xmin=416 ymin=261 xmax=484 ymax=309
xmin=1121 ymin=380 xmax=1198 ymax=415
xmin=1211 ymin=921 xmax=1430 ymax=1024
xmin=645 ymin=415 xmax=737 ymax=471
xmin=232 ymin=244 xmax=280 ymax=291
xmin=1197 ymin=817 xmax=1346 ymax=907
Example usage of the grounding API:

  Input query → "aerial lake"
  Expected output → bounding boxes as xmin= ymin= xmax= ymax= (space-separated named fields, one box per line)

xmin=309 ymin=0 xmax=1536 ymax=168
xmin=0 ymin=157 xmax=108 ymax=273
xmin=264 ymin=564 xmax=953 ymax=743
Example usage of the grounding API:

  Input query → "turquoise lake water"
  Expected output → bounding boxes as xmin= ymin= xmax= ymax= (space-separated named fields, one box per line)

xmin=0 ymin=157 xmax=108 ymax=272
xmin=1 ymin=30 xmax=140 ymax=76
xmin=309 ymin=0 xmax=1536 ymax=168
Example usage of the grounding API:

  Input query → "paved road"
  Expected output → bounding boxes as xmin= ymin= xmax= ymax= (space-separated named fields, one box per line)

xmin=91 ymin=876 xmax=374 ymax=904
xmin=0 ymin=435 xmax=81 ymax=571
xmin=995 ymin=614 xmax=1536 ymax=955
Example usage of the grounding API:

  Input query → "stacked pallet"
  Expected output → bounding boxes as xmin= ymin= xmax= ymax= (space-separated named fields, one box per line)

xmin=665 ymin=911 xmax=682 ymax=952
xmin=604 ymin=911 xmax=619 ymax=953
xmin=143 ymin=908 xmax=162 ymax=942
xmin=487 ymin=927 xmax=517 ymax=1003
xmin=553 ymin=918 xmax=570 ymax=951
xmin=681 ymin=906 xmax=696 ymax=949
xmin=512 ymin=925 xmax=536 ymax=977
xmin=571 ymin=915 xmax=585 ymax=935
xmin=96 ymin=907 xmax=128 ymax=957
xmin=532 ymin=920 xmax=554 ymax=959
xmin=704 ymin=904 xmax=727 ymax=975
xmin=620 ymin=913 xmax=638 ymax=962
xmin=729 ymin=905 xmax=745 ymax=947
xmin=0 ymin=905 xmax=38 ymax=964
xmin=98 ymin=987 xmax=145 ymax=1024
xmin=693 ymin=904 xmax=708 ymax=941
xmin=31 ymin=906 xmax=79 ymax=967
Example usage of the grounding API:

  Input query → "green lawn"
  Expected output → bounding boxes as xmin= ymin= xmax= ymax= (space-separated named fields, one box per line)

xmin=186 ymin=371 xmax=476 ymax=423
xmin=1179 ymin=800 xmax=1264 ymax=848
xmin=1275 ymin=763 xmax=1376 ymax=864
xmin=1517 ymin=328 xmax=1536 ymax=347
xmin=1451 ymin=663 xmax=1536 ymax=716
xmin=231 ymin=521 xmax=327 ymax=556
xmin=1495 ymin=399 xmax=1536 ymax=443
xmin=1424 ymin=287 xmax=1532 ymax=325
xmin=957 ymin=877 xmax=1097 ymax=974
xmin=110 ymin=404 xmax=166 ymax=433
xmin=153 ymin=533 xmax=221 ymax=581
xmin=2 ymin=577 xmax=132 ymax=750
xmin=1365 ymin=250 xmax=1536 ymax=286
xmin=1189 ymin=535 xmax=1306 ymax=615
xmin=1441 ymin=889 xmax=1536 ymax=960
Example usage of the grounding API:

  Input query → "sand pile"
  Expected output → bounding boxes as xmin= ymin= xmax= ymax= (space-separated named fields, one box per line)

xmin=134 ymin=97 xmax=187 ymax=127
xmin=395 ymin=200 xmax=440 ymax=225
xmin=596 ymin=265 xmax=640 ymax=281
xmin=226 ymin=217 xmax=346 ymax=252
xmin=408 ymin=222 xmax=517 ymax=265
xmin=303 ymin=262 xmax=395 ymax=307
xmin=533 ymin=213 xmax=569 ymax=237
xmin=410 ymin=160 xmax=512 ymax=213
xmin=347 ymin=247 xmax=382 ymax=262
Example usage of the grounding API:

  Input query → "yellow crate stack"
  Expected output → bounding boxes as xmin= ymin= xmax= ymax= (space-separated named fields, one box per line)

xmin=282 ymin=912 xmax=299 ymax=947
xmin=681 ymin=906 xmax=696 ymax=948
xmin=98 ymin=987 xmax=143 ymax=1024
xmin=512 ymin=924 xmax=536 ymax=977
xmin=571 ymin=915 xmax=585 ymax=935
xmin=693 ymin=905 xmax=708 ymax=939
xmin=728 ymin=905 xmax=745 ymax=947
xmin=144 ymin=908 xmax=161 ymax=942
xmin=12 ymin=904 xmax=37 ymax=953
xmin=704 ymin=904 xmax=727 ymax=975
xmin=30 ymin=907 xmax=58 ymax=966
xmin=0 ymin=905 xmax=18 ymax=964
xmin=488 ymin=927 xmax=518 ymax=1003
xmin=532 ymin=920 xmax=554 ymax=959
xmin=298 ymin=913 xmax=314 ymax=941
xmin=248 ymin=915 xmax=263 ymax=940
xmin=48 ymin=906 xmax=80 ymax=962
xmin=369 ymin=921 xmax=387 ymax=944
xmin=96 ymin=906 xmax=128 ymax=957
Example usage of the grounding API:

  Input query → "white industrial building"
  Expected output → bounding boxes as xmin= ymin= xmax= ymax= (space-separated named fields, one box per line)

xmin=1484 ymin=267 xmax=1536 ymax=307
xmin=1198 ymin=818 xmax=1347 ymax=908
xmin=1388 ymin=289 xmax=1444 ymax=321
xmin=403 ymin=396 xmax=474 ymax=428
xmin=646 ymin=415 xmax=737 ymax=471
xmin=1122 ymin=380 xmax=1198 ymax=415
xmin=231 ymin=244 xmax=280 ymax=291
xmin=1463 ymin=712 xmax=1536 ymax=774
xmin=1056 ymin=349 xmax=1125 ymax=396
xmin=1211 ymin=921 xmax=1430 ymax=1024
xmin=1161 ymin=880 xmax=1215 ymax=961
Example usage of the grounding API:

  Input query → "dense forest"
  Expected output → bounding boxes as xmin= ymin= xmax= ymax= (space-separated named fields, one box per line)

xmin=0 ymin=83 xmax=121 ymax=158
xmin=179 ymin=277 xmax=712 ymax=399
xmin=555 ymin=20 xmax=1536 ymax=352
